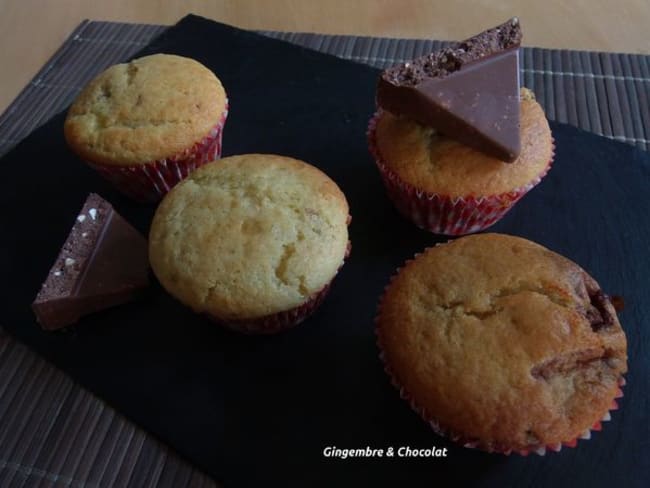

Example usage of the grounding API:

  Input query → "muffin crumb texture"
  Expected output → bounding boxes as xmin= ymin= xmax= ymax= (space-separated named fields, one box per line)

xmin=378 ymin=233 xmax=627 ymax=450
xmin=149 ymin=154 xmax=349 ymax=321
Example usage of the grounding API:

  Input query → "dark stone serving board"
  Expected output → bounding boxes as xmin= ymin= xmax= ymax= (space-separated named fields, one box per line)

xmin=1 ymin=14 xmax=648 ymax=488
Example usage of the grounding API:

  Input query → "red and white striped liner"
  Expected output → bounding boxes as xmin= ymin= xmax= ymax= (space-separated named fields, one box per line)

xmin=211 ymin=281 xmax=333 ymax=335
xmin=367 ymin=110 xmax=554 ymax=236
xmin=375 ymin=246 xmax=626 ymax=455
xmin=88 ymin=102 xmax=228 ymax=203
xmin=378 ymin=345 xmax=625 ymax=455
xmin=211 ymin=240 xmax=351 ymax=335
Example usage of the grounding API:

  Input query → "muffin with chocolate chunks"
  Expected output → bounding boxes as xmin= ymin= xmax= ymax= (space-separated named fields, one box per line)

xmin=377 ymin=233 xmax=627 ymax=454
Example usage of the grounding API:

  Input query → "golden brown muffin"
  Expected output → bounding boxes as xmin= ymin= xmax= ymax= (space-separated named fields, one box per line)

xmin=374 ymin=88 xmax=552 ymax=197
xmin=149 ymin=154 xmax=350 ymax=328
xmin=65 ymin=54 xmax=227 ymax=166
xmin=377 ymin=233 xmax=627 ymax=452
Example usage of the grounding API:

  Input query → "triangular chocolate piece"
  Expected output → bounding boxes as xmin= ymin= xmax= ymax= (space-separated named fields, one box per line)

xmin=377 ymin=18 xmax=522 ymax=162
xmin=32 ymin=194 xmax=149 ymax=330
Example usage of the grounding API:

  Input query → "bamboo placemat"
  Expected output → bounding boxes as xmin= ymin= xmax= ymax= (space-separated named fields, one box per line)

xmin=1 ymin=19 xmax=648 ymax=488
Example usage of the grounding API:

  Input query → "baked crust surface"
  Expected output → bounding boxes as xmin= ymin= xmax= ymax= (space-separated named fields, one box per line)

xmin=65 ymin=54 xmax=227 ymax=166
xmin=375 ymin=89 xmax=553 ymax=196
xmin=377 ymin=233 xmax=627 ymax=450
xmin=149 ymin=154 xmax=350 ymax=320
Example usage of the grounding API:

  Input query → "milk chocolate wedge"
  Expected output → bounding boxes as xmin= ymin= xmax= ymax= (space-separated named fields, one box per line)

xmin=377 ymin=18 xmax=522 ymax=162
xmin=32 ymin=193 xmax=149 ymax=330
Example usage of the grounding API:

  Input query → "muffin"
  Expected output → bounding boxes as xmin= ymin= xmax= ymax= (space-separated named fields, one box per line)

xmin=369 ymin=88 xmax=553 ymax=235
xmin=65 ymin=54 xmax=228 ymax=202
xmin=376 ymin=233 xmax=627 ymax=454
xmin=149 ymin=154 xmax=350 ymax=334
xmin=369 ymin=19 xmax=554 ymax=235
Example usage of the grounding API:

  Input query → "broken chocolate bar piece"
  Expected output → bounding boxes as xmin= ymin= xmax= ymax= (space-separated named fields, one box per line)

xmin=377 ymin=18 xmax=522 ymax=162
xmin=32 ymin=193 xmax=149 ymax=330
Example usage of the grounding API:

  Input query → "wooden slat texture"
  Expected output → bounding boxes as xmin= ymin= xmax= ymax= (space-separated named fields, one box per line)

xmin=0 ymin=328 xmax=216 ymax=488
xmin=0 ymin=19 xmax=649 ymax=488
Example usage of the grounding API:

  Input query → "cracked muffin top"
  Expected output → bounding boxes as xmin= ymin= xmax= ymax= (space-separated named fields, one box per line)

xmin=377 ymin=233 xmax=627 ymax=452
xmin=149 ymin=154 xmax=350 ymax=320
xmin=64 ymin=54 xmax=227 ymax=166
xmin=373 ymin=88 xmax=552 ymax=196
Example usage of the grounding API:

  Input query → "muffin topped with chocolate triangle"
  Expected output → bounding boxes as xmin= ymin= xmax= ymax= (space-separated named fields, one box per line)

xmin=368 ymin=19 xmax=554 ymax=236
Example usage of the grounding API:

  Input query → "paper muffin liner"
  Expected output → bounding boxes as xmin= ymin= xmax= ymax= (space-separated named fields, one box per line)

xmin=211 ymin=281 xmax=333 ymax=335
xmin=88 ymin=102 xmax=229 ymax=202
xmin=375 ymin=248 xmax=626 ymax=456
xmin=211 ymin=241 xmax=351 ymax=335
xmin=367 ymin=110 xmax=554 ymax=236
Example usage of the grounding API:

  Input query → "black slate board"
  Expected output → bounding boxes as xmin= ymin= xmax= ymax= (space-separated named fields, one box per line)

xmin=1 ymin=14 xmax=649 ymax=488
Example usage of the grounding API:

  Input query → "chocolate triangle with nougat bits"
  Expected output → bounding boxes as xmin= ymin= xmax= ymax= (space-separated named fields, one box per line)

xmin=377 ymin=18 xmax=522 ymax=162
xmin=32 ymin=193 xmax=149 ymax=330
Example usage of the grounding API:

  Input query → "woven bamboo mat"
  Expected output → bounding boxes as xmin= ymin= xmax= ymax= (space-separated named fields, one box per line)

xmin=1 ymin=19 xmax=648 ymax=488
